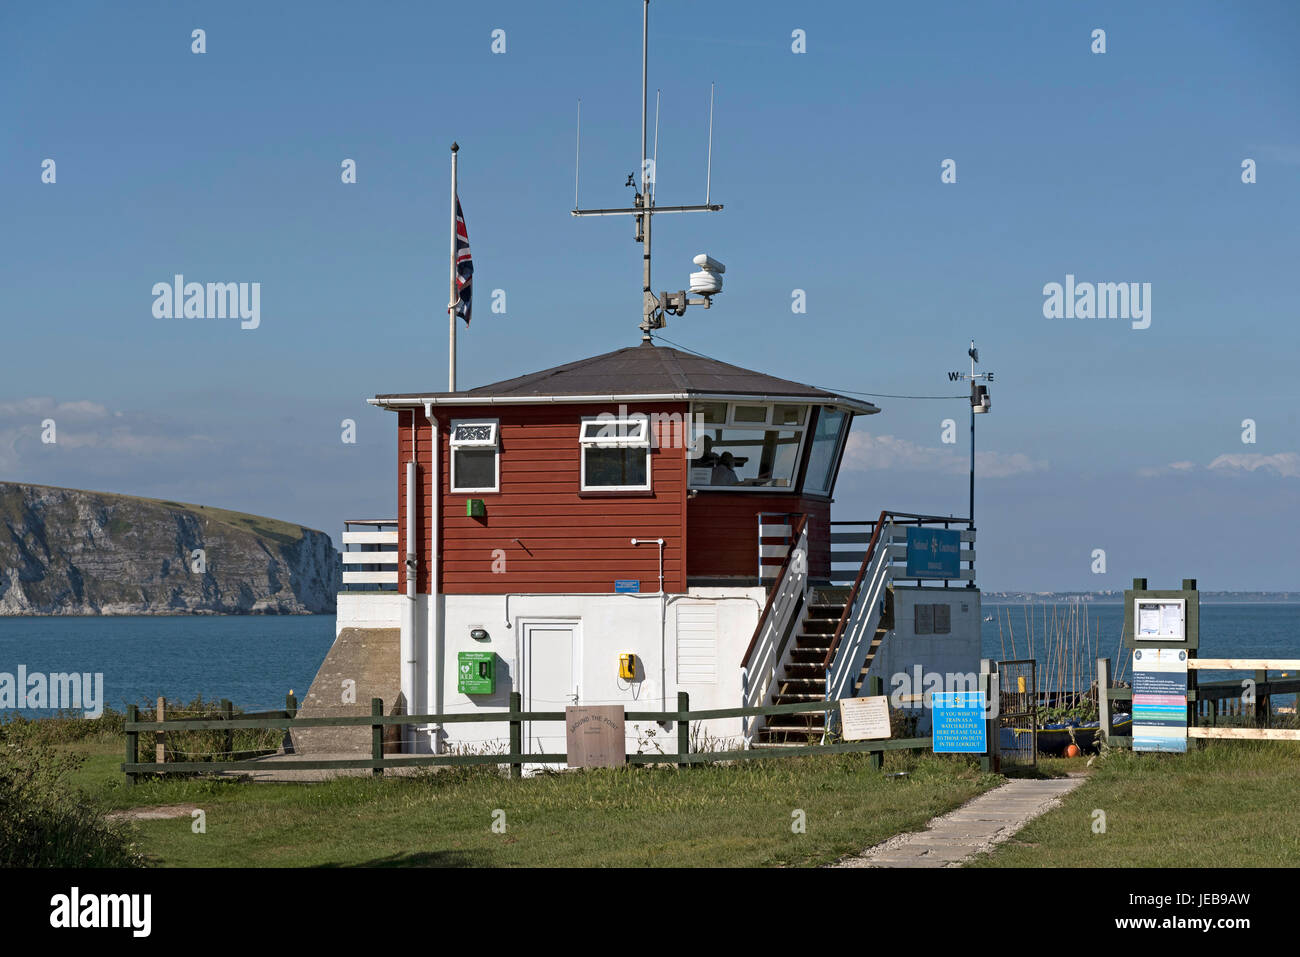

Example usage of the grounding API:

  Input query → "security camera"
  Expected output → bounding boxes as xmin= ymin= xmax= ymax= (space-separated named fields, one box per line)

xmin=689 ymin=253 xmax=725 ymax=296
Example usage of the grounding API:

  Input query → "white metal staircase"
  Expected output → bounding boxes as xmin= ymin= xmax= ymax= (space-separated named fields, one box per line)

xmin=741 ymin=511 xmax=976 ymax=747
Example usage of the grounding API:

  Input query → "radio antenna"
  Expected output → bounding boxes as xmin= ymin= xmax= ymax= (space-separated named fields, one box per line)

xmin=652 ymin=89 xmax=660 ymax=207
xmin=574 ymin=99 xmax=581 ymax=210
xmin=571 ymin=0 xmax=724 ymax=343
xmin=706 ymin=83 xmax=714 ymax=205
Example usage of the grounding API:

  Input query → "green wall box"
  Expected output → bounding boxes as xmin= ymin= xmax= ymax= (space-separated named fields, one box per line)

xmin=458 ymin=651 xmax=496 ymax=695
xmin=466 ymin=499 xmax=486 ymax=517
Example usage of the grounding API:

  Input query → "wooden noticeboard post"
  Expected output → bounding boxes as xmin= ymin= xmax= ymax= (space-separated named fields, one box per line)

xmin=566 ymin=705 xmax=626 ymax=768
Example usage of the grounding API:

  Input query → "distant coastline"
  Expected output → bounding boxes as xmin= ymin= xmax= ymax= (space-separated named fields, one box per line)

xmin=985 ymin=591 xmax=1299 ymax=604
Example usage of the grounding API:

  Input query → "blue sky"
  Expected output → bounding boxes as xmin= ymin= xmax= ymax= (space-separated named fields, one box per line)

xmin=2 ymin=0 xmax=1297 ymax=590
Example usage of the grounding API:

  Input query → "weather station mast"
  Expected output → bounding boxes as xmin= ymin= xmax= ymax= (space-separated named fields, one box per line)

xmin=571 ymin=0 xmax=727 ymax=342
xmin=949 ymin=340 xmax=993 ymax=544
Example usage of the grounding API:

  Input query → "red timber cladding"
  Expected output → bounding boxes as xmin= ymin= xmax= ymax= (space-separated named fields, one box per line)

xmin=397 ymin=403 xmax=689 ymax=595
xmin=686 ymin=494 xmax=831 ymax=582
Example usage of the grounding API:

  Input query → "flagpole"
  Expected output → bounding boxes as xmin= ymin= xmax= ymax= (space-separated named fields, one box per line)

xmin=448 ymin=142 xmax=459 ymax=392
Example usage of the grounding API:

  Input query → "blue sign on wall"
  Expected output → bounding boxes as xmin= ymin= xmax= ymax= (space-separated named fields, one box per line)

xmin=905 ymin=527 xmax=961 ymax=579
xmin=614 ymin=580 xmax=640 ymax=593
xmin=932 ymin=691 xmax=988 ymax=753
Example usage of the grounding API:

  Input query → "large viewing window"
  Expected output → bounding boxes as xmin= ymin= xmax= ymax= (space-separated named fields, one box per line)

xmin=804 ymin=407 xmax=850 ymax=497
xmin=450 ymin=420 xmax=499 ymax=493
xmin=688 ymin=403 xmax=811 ymax=491
xmin=580 ymin=416 xmax=651 ymax=491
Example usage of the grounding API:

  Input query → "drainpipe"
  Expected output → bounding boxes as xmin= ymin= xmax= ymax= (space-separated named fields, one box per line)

xmin=631 ymin=537 xmax=666 ymax=714
xmin=425 ymin=402 xmax=443 ymax=753
xmin=402 ymin=415 xmax=418 ymax=752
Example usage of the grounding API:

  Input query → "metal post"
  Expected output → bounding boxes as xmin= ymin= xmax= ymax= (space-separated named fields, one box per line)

xmin=448 ymin=142 xmax=459 ymax=392
xmin=509 ymin=691 xmax=523 ymax=780
xmin=1097 ymin=658 xmax=1111 ymax=747
xmin=969 ymin=388 xmax=975 ymax=531
xmin=677 ymin=692 xmax=689 ymax=768
xmin=868 ymin=676 xmax=883 ymax=771
xmin=371 ymin=697 xmax=384 ymax=777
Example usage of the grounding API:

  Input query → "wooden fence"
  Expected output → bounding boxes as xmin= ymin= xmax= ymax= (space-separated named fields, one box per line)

xmin=123 ymin=692 xmax=935 ymax=785
xmin=1098 ymin=657 xmax=1300 ymax=747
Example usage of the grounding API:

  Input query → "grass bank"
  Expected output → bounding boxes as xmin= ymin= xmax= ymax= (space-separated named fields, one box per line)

xmin=62 ymin=737 xmax=996 ymax=867
xmin=972 ymin=741 xmax=1300 ymax=867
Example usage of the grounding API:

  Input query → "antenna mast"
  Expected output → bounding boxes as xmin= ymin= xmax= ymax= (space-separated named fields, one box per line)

xmin=571 ymin=0 xmax=724 ymax=343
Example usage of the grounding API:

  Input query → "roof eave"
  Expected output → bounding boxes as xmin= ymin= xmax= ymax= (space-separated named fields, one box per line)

xmin=369 ymin=391 xmax=879 ymax=415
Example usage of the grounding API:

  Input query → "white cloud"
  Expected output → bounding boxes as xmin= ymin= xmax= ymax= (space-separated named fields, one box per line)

xmin=0 ymin=396 xmax=210 ymax=472
xmin=1139 ymin=452 xmax=1300 ymax=479
xmin=841 ymin=432 xmax=1047 ymax=478
xmin=1207 ymin=452 xmax=1300 ymax=478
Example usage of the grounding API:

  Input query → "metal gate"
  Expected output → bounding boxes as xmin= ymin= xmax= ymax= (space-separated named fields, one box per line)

xmin=997 ymin=659 xmax=1037 ymax=767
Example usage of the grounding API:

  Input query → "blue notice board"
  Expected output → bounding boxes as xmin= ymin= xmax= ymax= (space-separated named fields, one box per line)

xmin=905 ymin=527 xmax=961 ymax=579
xmin=614 ymin=580 xmax=640 ymax=593
xmin=932 ymin=691 xmax=988 ymax=753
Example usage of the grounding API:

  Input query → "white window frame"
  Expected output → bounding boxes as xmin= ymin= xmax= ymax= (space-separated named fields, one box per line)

xmin=687 ymin=402 xmax=811 ymax=493
xmin=579 ymin=415 xmax=652 ymax=492
xmin=450 ymin=419 xmax=500 ymax=494
xmin=803 ymin=406 xmax=852 ymax=498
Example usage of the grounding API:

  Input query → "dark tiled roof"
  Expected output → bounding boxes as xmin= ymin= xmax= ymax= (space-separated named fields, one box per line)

xmin=373 ymin=343 xmax=878 ymax=412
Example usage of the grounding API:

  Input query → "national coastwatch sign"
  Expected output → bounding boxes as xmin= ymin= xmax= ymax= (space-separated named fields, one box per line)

xmin=905 ymin=527 xmax=961 ymax=579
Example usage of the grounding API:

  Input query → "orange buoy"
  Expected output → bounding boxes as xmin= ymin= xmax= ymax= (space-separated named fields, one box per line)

xmin=1065 ymin=744 xmax=1081 ymax=758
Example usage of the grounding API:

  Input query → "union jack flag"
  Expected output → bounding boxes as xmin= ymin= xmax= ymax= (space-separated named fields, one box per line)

xmin=454 ymin=196 xmax=473 ymax=325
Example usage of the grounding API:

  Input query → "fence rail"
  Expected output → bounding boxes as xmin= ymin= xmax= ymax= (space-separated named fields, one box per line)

xmin=1098 ymin=656 xmax=1300 ymax=749
xmin=123 ymin=692 xmax=934 ymax=785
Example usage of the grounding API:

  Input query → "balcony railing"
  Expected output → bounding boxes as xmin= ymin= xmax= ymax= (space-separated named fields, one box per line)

xmin=341 ymin=519 xmax=399 ymax=591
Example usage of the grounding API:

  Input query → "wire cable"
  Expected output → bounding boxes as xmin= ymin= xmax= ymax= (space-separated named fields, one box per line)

xmin=648 ymin=333 xmax=968 ymax=400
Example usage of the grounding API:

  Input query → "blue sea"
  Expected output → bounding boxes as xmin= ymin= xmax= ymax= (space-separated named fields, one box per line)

xmin=0 ymin=616 xmax=336 ymax=717
xmin=982 ymin=602 xmax=1300 ymax=692
xmin=0 ymin=603 xmax=1296 ymax=718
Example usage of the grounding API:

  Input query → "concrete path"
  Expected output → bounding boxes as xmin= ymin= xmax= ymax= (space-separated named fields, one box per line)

xmin=832 ymin=774 xmax=1086 ymax=868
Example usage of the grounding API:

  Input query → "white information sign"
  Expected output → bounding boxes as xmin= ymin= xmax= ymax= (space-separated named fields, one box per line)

xmin=1135 ymin=598 xmax=1186 ymax=641
xmin=840 ymin=695 xmax=892 ymax=741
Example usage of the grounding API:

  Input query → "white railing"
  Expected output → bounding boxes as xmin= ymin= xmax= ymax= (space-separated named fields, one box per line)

xmin=824 ymin=526 xmax=894 ymax=701
xmin=341 ymin=520 xmax=399 ymax=590
xmin=740 ymin=518 xmax=809 ymax=743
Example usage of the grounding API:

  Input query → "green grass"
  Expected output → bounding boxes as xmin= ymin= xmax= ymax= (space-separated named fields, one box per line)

xmin=65 ymin=742 xmax=997 ymax=867
xmin=972 ymin=741 xmax=1300 ymax=867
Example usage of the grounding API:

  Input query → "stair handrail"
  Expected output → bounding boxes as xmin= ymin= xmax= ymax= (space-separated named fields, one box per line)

xmin=822 ymin=510 xmax=889 ymax=673
xmin=740 ymin=514 xmax=809 ymax=742
xmin=741 ymin=513 xmax=808 ymax=669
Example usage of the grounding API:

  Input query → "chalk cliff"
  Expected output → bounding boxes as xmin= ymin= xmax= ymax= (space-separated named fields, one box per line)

xmin=0 ymin=482 xmax=340 ymax=615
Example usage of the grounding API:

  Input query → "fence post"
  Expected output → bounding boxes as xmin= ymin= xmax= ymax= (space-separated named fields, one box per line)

xmin=677 ymin=692 xmax=689 ymax=769
xmin=868 ymin=676 xmax=883 ymax=771
xmin=509 ymin=691 xmax=522 ymax=780
xmin=221 ymin=698 xmax=233 ymax=758
xmin=1255 ymin=669 xmax=1268 ymax=729
xmin=125 ymin=704 xmax=139 ymax=787
xmin=371 ymin=697 xmax=384 ymax=777
xmin=979 ymin=661 xmax=998 ymax=773
xmin=155 ymin=696 xmax=167 ymax=764
xmin=1097 ymin=658 xmax=1111 ymax=747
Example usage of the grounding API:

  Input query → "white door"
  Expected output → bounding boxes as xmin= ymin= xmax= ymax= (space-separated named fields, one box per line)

xmin=520 ymin=620 xmax=581 ymax=758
